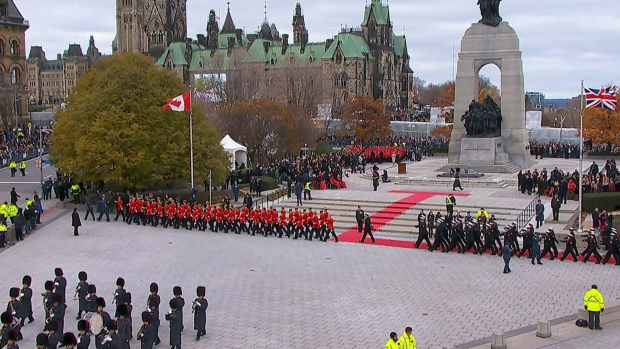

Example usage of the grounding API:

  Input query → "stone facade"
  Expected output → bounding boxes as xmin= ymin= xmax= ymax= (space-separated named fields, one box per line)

xmin=26 ymin=36 xmax=104 ymax=106
xmin=155 ymin=0 xmax=413 ymax=113
xmin=113 ymin=0 xmax=187 ymax=59
xmin=0 ymin=0 xmax=28 ymax=123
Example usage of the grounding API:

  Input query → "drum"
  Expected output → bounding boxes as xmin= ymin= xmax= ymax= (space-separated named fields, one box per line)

xmin=10 ymin=316 xmax=20 ymax=330
xmin=83 ymin=312 xmax=104 ymax=335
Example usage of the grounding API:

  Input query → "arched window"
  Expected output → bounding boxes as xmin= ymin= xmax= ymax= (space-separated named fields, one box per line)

xmin=333 ymin=74 xmax=340 ymax=87
xmin=10 ymin=40 xmax=18 ymax=55
xmin=335 ymin=51 xmax=342 ymax=64
xmin=341 ymin=74 xmax=347 ymax=87
xmin=10 ymin=68 xmax=18 ymax=85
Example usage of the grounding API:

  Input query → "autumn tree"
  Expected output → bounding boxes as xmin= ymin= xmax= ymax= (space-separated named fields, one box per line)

xmin=218 ymin=98 xmax=315 ymax=163
xmin=51 ymin=52 xmax=230 ymax=189
xmin=583 ymin=94 xmax=620 ymax=151
xmin=430 ymin=125 xmax=453 ymax=140
xmin=340 ymin=96 xmax=392 ymax=143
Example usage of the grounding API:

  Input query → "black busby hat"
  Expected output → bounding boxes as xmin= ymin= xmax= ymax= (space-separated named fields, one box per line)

xmin=52 ymin=293 xmax=62 ymax=304
xmin=116 ymin=304 xmax=128 ymax=318
xmin=169 ymin=299 xmax=178 ymax=309
xmin=44 ymin=280 xmax=55 ymax=291
xmin=196 ymin=286 xmax=205 ymax=297
xmin=173 ymin=286 xmax=182 ymax=296
xmin=106 ymin=320 xmax=117 ymax=331
xmin=87 ymin=284 xmax=96 ymax=294
xmin=116 ymin=277 xmax=125 ymax=287
xmin=9 ymin=287 xmax=19 ymax=298
xmin=96 ymin=297 xmax=106 ymax=308
xmin=22 ymin=275 xmax=32 ymax=286
xmin=6 ymin=329 xmax=18 ymax=341
xmin=54 ymin=268 xmax=63 ymax=277
xmin=1 ymin=311 xmax=12 ymax=324
xmin=36 ymin=333 xmax=49 ymax=346
xmin=45 ymin=320 xmax=59 ymax=332
xmin=149 ymin=282 xmax=158 ymax=293
xmin=148 ymin=296 xmax=159 ymax=308
xmin=77 ymin=319 xmax=90 ymax=332
xmin=62 ymin=332 xmax=78 ymax=346
xmin=78 ymin=271 xmax=87 ymax=281
xmin=125 ymin=292 xmax=132 ymax=304
xmin=141 ymin=311 xmax=151 ymax=323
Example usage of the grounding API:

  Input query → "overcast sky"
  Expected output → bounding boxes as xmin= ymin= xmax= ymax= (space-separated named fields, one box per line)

xmin=18 ymin=0 xmax=620 ymax=99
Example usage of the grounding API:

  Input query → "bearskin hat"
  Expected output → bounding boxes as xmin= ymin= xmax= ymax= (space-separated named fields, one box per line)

xmin=0 ymin=311 xmax=12 ymax=324
xmin=148 ymin=296 xmax=159 ymax=308
xmin=78 ymin=271 xmax=88 ymax=281
xmin=44 ymin=280 xmax=55 ymax=291
xmin=116 ymin=304 xmax=128 ymax=318
xmin=77 ymin=319 xmax=90 ymax=332
xmin=87 ymin=284 xmax=97 ymax=294
xmin=9 ymin=287 xmax=19 ymax=298
xmin=116 ymin=277 xmax=125 ymax=287
xmin=62 ymin=332 xmax=78 ymax=346
xmin=196 ymin=286 xmax=206 ymax=297
xmin=125 ymin=292 xmax=132 ymax=304
xmin=6 ymin=329 xmax=18 ymax=341
xmin=22 ymin=275 xmax=32 ymax=286
xmin=141 ymin=311 xmax=151 ymax=323
xmin=45 ymin=320 xmax=59 ymax=332
xmin=173 ymin=286 xmax=182 ymax=296
xmin=52 ymin=293 xmax=62 ymax=304
xmin=149 ymin=282 xmax=158 ymax=293
xmin=36 ymin=333 xmax=49 ymax=346
xmin=54 ymin=268 xmax=63 ymax=277
xmin=106 ymin=320 xmax=117 ymax=331
xmin=95 ymin=297 xmax=106 ymax=308
xmin=169 ymin=299 xmax=178 ymax=310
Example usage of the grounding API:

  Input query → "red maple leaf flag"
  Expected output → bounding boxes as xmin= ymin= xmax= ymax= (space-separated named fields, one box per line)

xmin=162 ymin=92 xmax=191 ymax=112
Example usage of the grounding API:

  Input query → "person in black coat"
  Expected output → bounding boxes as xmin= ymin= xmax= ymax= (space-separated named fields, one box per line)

xmin=72 ymin=208 xmax=82 ymax=236
xmin=76 ymin=272 xmax=89 ymax=320
xmin=193 ymin=286 xmax=208 ymax=341
xmin=502 ymin=242 xmax=512 ymax=273
xmin=137 ymin=311 xmax=155 ymax=349
xmin=77 ymin=319 xmax=91 ymax=349
xmin=165 ymin=300 xmax=181 ymax=349
xmin=20 ymin=275 xmax=33 ymax=325
xmin=360 ymin=214 xmax=375 ymax=243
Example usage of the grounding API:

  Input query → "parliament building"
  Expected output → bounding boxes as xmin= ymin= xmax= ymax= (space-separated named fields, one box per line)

xmin=115 ymin=0 xmax=414 ymax=112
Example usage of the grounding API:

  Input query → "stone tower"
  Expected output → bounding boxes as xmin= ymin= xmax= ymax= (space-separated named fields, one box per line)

xmin=361 ymin=0 xmax=392 ymax=46
xmin=292 ymin=3 xmax=308 ymax=46
xmin=206 ymin=9 xmax=219 ymax=50
xmin=115 ymin=0 xmax=187 ymax=57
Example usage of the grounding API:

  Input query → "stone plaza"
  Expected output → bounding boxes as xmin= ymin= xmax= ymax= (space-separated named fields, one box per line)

xmin=1 ymin=158 xmax=619 ymax=349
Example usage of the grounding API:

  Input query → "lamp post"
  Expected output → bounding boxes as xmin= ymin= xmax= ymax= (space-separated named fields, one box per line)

xmin=39 ymin=127 xmax=52 ymax=187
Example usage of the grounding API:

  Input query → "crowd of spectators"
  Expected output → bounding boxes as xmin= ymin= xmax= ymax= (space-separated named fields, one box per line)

xmin=390 ymin=110 xmax=431 ymax=122
xmin=529 ymin=142 xmax=581 ymax=159
xmin=583 ymin=160 xmax=620 ymax=194
xmin=0 ymin=123 xmax=51 ymax=166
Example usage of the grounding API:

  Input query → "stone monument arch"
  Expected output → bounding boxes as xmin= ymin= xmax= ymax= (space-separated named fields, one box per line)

xmin=448 ymin=21 xmax=532 ymax=171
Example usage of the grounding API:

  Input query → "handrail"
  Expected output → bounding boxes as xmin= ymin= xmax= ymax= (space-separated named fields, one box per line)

xmin=515 ymin=194 xmax=541 ymax=229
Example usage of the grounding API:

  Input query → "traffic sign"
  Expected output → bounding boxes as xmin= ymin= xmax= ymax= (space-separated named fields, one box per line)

xmin=42 ymin=159 xmax=53 ymax=164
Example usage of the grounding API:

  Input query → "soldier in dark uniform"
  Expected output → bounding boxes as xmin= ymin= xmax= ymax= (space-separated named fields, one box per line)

xmin=480 ymin=224 xmax=497 ymax=255
xmin=147 ymin=283 xmax=161 ymax=346
xmin=49 ymin=293 xmax=66 ymax=335
xmin=582 ymin=230 xmax=602 ymax=264
xmin=115 ymin=304 xmax=132 ymax=349
xmin=36 ymin=332 xmax=49 ymax=349
xmin=359 ymin=214 xmax=375 ymax=243
xmin=601 ymin=230 xmax=620 ymax=265
xmin=430 ymin=218 xmax=449 ymax=252
xmin=7 ymin=288 xmax=23 ymax=328
xmin=62 ymin=332 xmax=79 ymax=349
xmin=541 ymin=227 xmax=559 ymax=260
xmin=193 ymin=286 xmax=208 ymax=341
xmin=518 ymin=225 xmax=534 ymax=258
xmin=1 ymin=311 xmax=21 ymax=344
xmin=53 ymin=268 xmax=67 ymax=307
xmin=94 ymin=298 xmax=112 ymax=349
xmin=42 ymin=280 xmax=54 ymax=327
xmin=2 ymin=329 xmax=18 ymax=349
xmin=76 ymin=271 xmax=89 ymax=320
xmin=165 ymin=299 xmax=182 ymax=349
xmin=137 ymin=311 xmax=155 ymax=349
xmin=85 ymin=284 xmax=98 ymax=313
xmin=171 ymin=287 xmax=184 ymax=332
xmin=560 ymin=228 xmax=579 ymax=262
xmin=414 ymin=214 xmax=431 ymax=249
xmin=101 ymin=320 xmax=120 ymax=349
xmin=507 ymin=222 xmax=520 ymax=252
xmin=447 ymin=218 xmax=465 ymax=252
xmin=113 ymin=278 xmax=127 ymax=318
xmin=355 ymin=206 xmax=364 ymax=233
xmin=20 ymin=275 xmax=33 ymax=325
xmin=77 ymin=319 xmax=91 ymax=349
xmin=45 ymin=320 xmax=61 ymax=348
xmin=123 ymin=293 xmax=133 ymax=326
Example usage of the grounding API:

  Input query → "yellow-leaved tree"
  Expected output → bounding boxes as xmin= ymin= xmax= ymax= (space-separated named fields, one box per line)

xmin=51 ymin=53 xmax=230 ymax=189
xmin=583 ymin=93 xmax=620 ymax=152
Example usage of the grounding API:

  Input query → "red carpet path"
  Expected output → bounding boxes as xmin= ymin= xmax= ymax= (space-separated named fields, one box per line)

xmin=335 ymin=190 xmax=617 ymax=263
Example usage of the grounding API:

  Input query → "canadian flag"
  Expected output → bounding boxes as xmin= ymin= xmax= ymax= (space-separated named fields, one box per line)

xmin=162 ymin=92 xmax=191 ymax=112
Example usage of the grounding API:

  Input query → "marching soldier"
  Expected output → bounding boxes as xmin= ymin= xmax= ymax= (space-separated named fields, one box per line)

xmin=77 ymin=319 xmax=91 ymax=349
xmin=518 ymin=224 xmax=534 ymax=258
xmin=36 ymin=332 xmax=49 ymax=349
xmin=49 ymin=293 xmax=66 ymax=335
xmin=20 ymin=275 xmax=33 ymax=325
xmin=54 ymin=268 xmax=67 ymax=307
xmin=115 ymin=304 xmax=132 ymax=349
xmin=360 ymin=213 xmax=375 ymax=243
xmin=192 ymin=286 xmax=208 ymax=341
xmin=582 ymin=229 xmax=602 ymax=264
xmin=1 ymin=311 xmax=21 ymax=343
xmin=113 ymin=278 xmax=127 ymax=317
xmin=137 ymin=311 xmax=155 ymax=349
xmin=560 ymin=228 xmax=579 ymax=262
xmin=85 ymin=284 xmax=98 ymax=313
xmin=2 ymin=329 xmax=18 ymax=349
xmin=94 ymin=298 xmax=112 ymax=349
xmin=541 ymin=227 xmax=559 ymax=260
xmin=42 ymin=280 xmax=54 ymax=326
xmin=171 ymin=287 xmax=184 ymax=332
xmin=165 ymin=300 xmax=182 ymax=349
xmin=62 ymin=332 xmax=79 ymax=349
xmin=101 ymin=320 xmax=120 ymax=349
xmin=414 ymin=215 xmax=431 ymax=249
xmin=44 ymin=320 xmax=61 ymax=348
xmin=602 ymin=230 xmax=620 ymax=265
xmin=147 ymin=283 xmax=161 ymax=346
xmin=75 ymin=271 xmax=89 ymax=320
xmin=7 ymin=288 xmax=23 ymax=327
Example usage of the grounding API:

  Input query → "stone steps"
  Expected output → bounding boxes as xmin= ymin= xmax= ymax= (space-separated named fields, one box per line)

xmin=395 ymin=177 xmax=510 ymax=188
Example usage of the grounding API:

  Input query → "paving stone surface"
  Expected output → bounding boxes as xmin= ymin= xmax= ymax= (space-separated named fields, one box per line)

xmin=2 ymin=210 xmax=620 ymax=349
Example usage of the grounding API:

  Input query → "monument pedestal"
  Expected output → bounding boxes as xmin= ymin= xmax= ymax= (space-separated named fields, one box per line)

xmin=460 ymin=137 xmax=509 ymax=166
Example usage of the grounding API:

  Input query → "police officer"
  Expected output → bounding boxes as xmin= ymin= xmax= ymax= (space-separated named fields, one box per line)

xmin=8 ymin=160 xmax=16 ymax=177
xmin=583 ymin=285 xmax=604 ymax=330
xmin=384 ymin=332 xmax=399 ymax=349
xmin=19 ymin=161 xmax=26 ymax=177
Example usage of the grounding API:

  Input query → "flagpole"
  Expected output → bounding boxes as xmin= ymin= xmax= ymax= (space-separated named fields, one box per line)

xmin=578 ymin=80 xmax=584 ymax=232
xmin=189 ymin=85 xmax=195 ymax=190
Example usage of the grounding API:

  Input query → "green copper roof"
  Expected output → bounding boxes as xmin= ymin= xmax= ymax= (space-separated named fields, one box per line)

xmin=268 ymin=43 xmax=326 ymax=68
xmin=392 ymin=34 xmax=405 ymax=57
xmin=155 ymin=42 xmax=203 ymax=66
xmin=217 ymin=33 xmax=250 ymax=49
xmin=323 ymin=33 xmax=371 ymax=60
xmin=361 ymin=0 xmax=390 ymax=26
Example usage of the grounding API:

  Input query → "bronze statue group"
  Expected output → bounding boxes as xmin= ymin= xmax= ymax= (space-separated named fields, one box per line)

xmin=1 ymin=268 xmax=208 ymax=349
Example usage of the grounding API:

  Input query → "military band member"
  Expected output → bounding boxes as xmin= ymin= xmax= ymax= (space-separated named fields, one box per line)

xmin=560 ymin=228 xmax=579 ymax=262
xmin=76 ymin=271 xmax=89 ymax=320
xmin=94 ymin=298 xmax=112 ymax=349
xmin=19 ymin=275 xmax=33 ymax=325
xmin=85 ymin=284 xmax=98 ymax=313
xmin=44 ymin=320 xmax=61 ymax=349
xmin=165 ymin=300 xmax=181 ymax=349
xmin=1 ymin=312 xmax=22 ymax=344
xmin=2 ymin=329 xmax=18 ymax=349
xmin=62 ymin=332 xmax=79 ymax=349
xmin=414 ymin=215 xmax=431 ymax=249
xmin=114 ymin=196 xmax=125 ymax=222
xmin=171 ymin=287 xmax=184 ymax=332
xmin=76 ymin=319 xmax=91 ymax=349
xmin=113 ymin=278 xmax=127 ymax=317
xmin=193 ymin=286 xmax=208 ymax=341
xmin=582 ymin=230 xmax=602 ymax=264
xmin=115 ymin=304 xmax=132 ymax=349
xmin=7 ymin=288 xmax=23 ymax=326
xmin=137 ymin=311 xmax=155 ymax=349
xmin=42 ymin=280 xmax=54 ymax=326
xmin=147 ymin=283 xmax=161 ymax=346
xmin=36 ymin=332 xmax=50 ymax=349
xmin=123 ymin=293 xmax=133 ymax=326
xmin=53 ymin=268 xmax=67 ymax=307
xmin=49 ymin=293 xmax=66 ymax=335
xmin=101 ymin=320 xmax=120 ymax=349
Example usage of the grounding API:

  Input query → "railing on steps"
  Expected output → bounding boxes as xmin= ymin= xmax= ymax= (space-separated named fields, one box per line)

xmin=515 ymin=194 xmax=541 ymax=228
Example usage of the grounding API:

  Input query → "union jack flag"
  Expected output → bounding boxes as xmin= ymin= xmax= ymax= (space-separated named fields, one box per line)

xmin=585 ymin=86 xmax=617 ymax=110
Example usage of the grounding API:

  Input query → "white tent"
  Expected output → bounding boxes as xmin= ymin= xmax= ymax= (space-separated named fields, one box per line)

xmin=220 ymin=135 xmax=248 ymax=170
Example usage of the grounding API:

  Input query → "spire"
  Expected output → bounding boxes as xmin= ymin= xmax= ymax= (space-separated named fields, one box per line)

xmin=220 ymin=1 xmax=236 ymax=34
xmin=263 ymin=1 xmax=268 ymax=24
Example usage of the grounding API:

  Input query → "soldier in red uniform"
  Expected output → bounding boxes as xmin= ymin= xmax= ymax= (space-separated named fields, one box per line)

xmin=128 ymin=196 xmax=138 ymax=225
xmin=155 ymin=198 xmax=164 ymax=227
xmin=114 ymin=196 xmax=125 ymax=222
xmin=137 ymin=196 xmax=146 ymax=225
xmin=278 ymin=208 xmax=288 ymax=238
xmin=324 ymin=213 xmax=338 ymax=242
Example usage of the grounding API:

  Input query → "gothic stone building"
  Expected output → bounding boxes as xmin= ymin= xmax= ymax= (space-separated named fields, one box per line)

xmin=154 ymin=0 xmax=413 ymax=113
xmin=0 ymin=0 xmax=28 ymax=122
xmin=26 ymin=36 xmax=104 ymax=105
